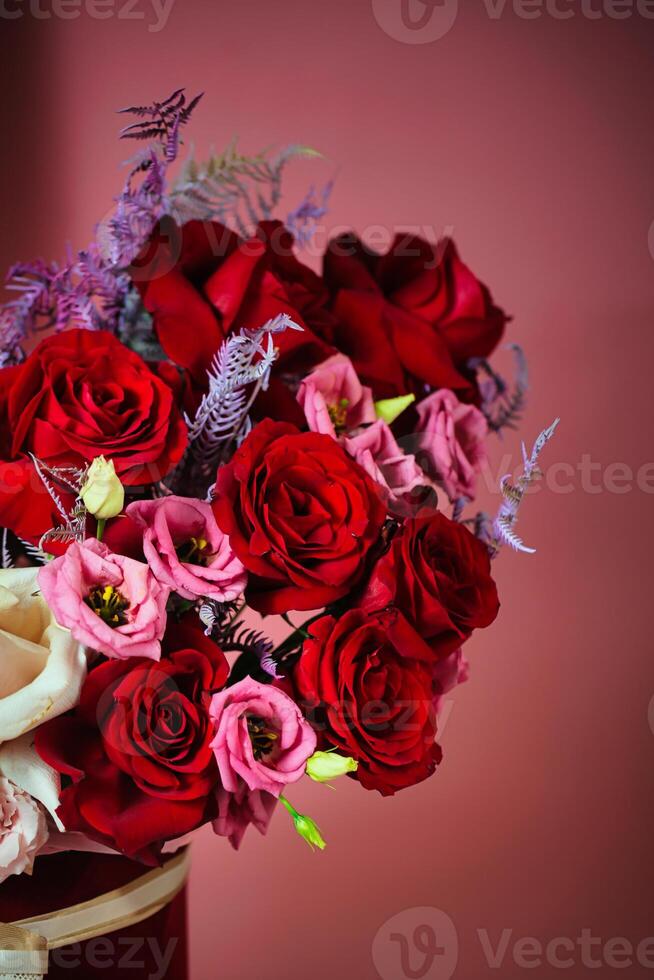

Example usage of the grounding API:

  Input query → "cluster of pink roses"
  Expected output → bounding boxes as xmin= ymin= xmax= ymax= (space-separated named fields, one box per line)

xmin=39 ymin=497 xmax=246 ymax=661
xmin=298 ymin=352 xmax=489 ymax=511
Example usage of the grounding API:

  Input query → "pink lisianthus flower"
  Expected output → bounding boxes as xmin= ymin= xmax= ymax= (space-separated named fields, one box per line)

xmin=0 ymin=777 xmax=48 ymax=884
xmin=432 ymin=648 xmax=470 ymax=715
xmin=344 ymin=419 xmax=432 ymax=513
xmin=297 ymin=353 xmax=376 ymax=438
xmin=38 ymin=538 xmax=169 ymax=661
xmin=209 ymin=678 xmax=317 ymax=797
xmin=213 ymin=782 xmax=277 ymax=850
xmin=127 ymin=495 xmax=247 ymax=602
xmin=415 ymin=389 xmax=488 ymax=502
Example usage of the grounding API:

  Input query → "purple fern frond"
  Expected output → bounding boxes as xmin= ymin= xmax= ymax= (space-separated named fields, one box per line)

xmin=286 ymin=180 xmax=333 ymax=246
xmin=0 ymin=90 xmax=204 ymax=362
xmin=473 ymin=344 xmax=529 ymax=434
xmin=102 ymin=149 xmax=168 ymax=267
xmin=1 ymin=260 xmax=60 ymax=359
xmin=0 ymin=245 xmax=131 ymax=361
xmin=119 ymin=88 xmax=203 ymax=150
xmin=118 ymin=87 xmax=186 ymax=118
xmin=490 ymin=418 xmax=560 ymax=556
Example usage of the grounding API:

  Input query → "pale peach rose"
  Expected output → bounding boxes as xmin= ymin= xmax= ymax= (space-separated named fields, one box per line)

xmin=0 ymin=567 xmax=87 ymax=744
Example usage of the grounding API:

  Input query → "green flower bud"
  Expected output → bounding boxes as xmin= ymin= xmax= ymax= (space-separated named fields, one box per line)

xmin=306 ymin=750 xmax=358 ymax=783
xmin=295 ymin=814 xmax=326 ymax=851
xmin=374 ymin=393 xmax=416 ymax=425
xmin=80 ymin=456 xmax=125 ymax=520
xmin=280 ymin=795 xmax=327 ymax=852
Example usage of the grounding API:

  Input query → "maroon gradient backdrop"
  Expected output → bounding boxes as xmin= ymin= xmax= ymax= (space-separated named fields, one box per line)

xmin=2 ymin=2 xmax=653 ymax=978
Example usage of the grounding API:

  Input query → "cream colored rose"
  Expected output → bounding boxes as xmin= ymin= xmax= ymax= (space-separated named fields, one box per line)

xmin=0 ymin=566 xmax=87 ymax=744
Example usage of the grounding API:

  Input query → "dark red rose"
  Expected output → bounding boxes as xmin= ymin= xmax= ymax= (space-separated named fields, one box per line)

xmin=35 ymin=621 xmax=228 ymax=864
xmin=362 ymin=512 xmax=500 ymax=658
xmin=212 ymin=419 xmax=387 ymax=615
xmin=0 ymin=329 xmax=187 ymax=542
xmin=134 ymin=218 xmax=333 ymax=388
xmin=322 ymin=234 xmax=508 ymax=400
xmin=293 ymin=608 xmax=441 ymax=795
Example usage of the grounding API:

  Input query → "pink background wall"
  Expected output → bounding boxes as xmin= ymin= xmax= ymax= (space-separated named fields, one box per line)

xmin=2 ymin=2 xmax=653 ymax=977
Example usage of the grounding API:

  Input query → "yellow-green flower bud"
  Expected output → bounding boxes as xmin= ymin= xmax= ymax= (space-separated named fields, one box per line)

xmin=374 ymin=393 xmax=416 ymax=425
xmin=280 ymin=795 xmax=327 ymax=851
xmin=80 ymin=456 xmax=125 ymax=520
xmin=306 ymin=750 xmax=358 ymax=783
xmin=294 ymin=813 xmax=327 ymax=851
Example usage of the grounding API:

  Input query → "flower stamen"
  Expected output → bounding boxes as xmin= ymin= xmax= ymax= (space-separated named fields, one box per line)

xmin=327 ymin=398 xmax=349 ymax=434
xmin=176 ymin=536 xmax=214 ymax=566
xmin=247 ymin=714 xmax=279 ymax=760
xmin=85 ymin=584 xmax=130 ymax=628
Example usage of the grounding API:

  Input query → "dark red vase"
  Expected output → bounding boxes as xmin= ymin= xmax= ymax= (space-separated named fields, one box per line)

xmin=0 ymin=851 xmax=188 ymax=979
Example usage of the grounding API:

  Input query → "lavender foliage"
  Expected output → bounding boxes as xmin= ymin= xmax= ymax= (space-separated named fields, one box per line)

xmin=0 ymin=90 xmax=203 ymax=363
xmin=473 ymin=343 xmax=529 ymax=434
xmin=177 ymin=313 xmax=302 ymax=494
xmin=0 ymin=89 xmax=320 ymax=365
xmin=490 ymin=418 xmax=560 ymax=555
xmin=286 ymin=180 xmax=333 ymax=247
xmin=169 ymin=142 xmax=322 ymax=236
xmin=118 ymin=89 xmax=204 ymax=145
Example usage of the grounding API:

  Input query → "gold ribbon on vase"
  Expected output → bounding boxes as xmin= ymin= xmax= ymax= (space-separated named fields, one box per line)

xmin=0 ymin=847 xmax=190 ymax=978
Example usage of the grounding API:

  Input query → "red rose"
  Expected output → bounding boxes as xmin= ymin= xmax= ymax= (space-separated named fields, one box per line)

xmin=363 ymin=512 xmax=500 ymax=658
xmin=293 ymin=608 xmax=441 ymax=795
xmin=322 ymin=234 xmax=507 ymax=400
xmin=0 ymin=329 xmax=187 ymax=542
xmin=213 ymin=419 xmax=387 ymax=614
xmin=135 ymin=219 xmax=333 ymax=389
xmin=35 ymin=621 xmax=227 ymax=864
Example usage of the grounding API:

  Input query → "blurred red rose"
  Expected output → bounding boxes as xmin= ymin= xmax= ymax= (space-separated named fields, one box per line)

xmin=35 ymin=621 xmax=227 ymax=864
xmin=322 ymin=234 xmax=508 ymax=400
xmin=213 ymin=419 xmax=387 ymax=614
xmin=362 ymin=512 xmax=500 ymax=658
xmin=293 ymin=608 xmax=441 ymax=795
xmin=0 ymin=329 xmax=187 ymax=542
xmin=134 ymin=218 xmax=333 ymax=393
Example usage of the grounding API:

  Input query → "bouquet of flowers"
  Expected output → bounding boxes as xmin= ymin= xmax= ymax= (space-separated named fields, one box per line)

xmin=0 ymin=89 xmax=557 ymax=975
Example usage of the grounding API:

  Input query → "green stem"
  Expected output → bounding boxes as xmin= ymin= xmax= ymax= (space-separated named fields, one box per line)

xmin=279 ymin=794 xmax=299 ymax=820
xmin=96 ymin=518 xmax=106 ymax=542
